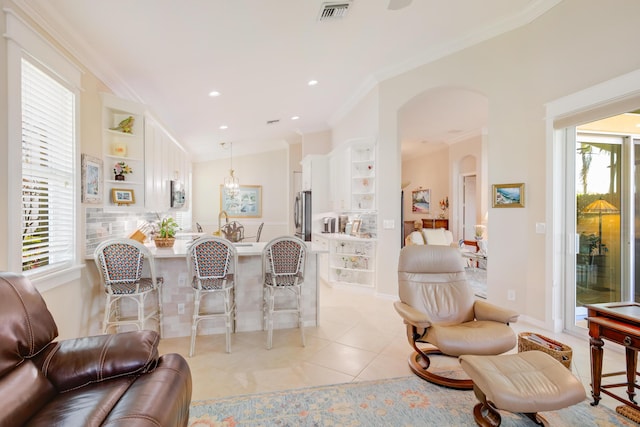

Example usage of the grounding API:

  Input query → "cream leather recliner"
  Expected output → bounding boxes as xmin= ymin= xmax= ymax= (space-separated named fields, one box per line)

xmin=394 ymin=245 xmax=518 ymax=389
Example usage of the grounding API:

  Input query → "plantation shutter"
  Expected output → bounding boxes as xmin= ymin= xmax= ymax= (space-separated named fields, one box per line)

xmin=21 ymin=58 xmax=75 ymax=272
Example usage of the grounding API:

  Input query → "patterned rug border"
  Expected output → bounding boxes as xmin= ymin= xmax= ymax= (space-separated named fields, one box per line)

xmin=189 ymin=376 xmax=634 ymax=426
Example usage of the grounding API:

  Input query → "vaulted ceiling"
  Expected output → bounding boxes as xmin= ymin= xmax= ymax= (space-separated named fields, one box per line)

xmin=21 ymin=0 xmax=560 ymax=160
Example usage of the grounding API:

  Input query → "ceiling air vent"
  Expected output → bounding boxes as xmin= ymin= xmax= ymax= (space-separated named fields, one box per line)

xmin=318 ymin=2 xmax=352 ymax=22
xmin=266 ymin=119 xmax=280 ymax=125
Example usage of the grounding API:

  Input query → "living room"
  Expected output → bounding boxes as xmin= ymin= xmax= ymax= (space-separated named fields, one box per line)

xmin=3 ymin=0 xmax=640 ymax=424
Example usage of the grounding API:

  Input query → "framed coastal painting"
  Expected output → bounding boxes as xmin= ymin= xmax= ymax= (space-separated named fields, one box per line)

xmin=492 ymin=183 xmax=525 ymax=208
xmin=221 ymin=185 xmax=262 ymax=218
xmin=412 ymin=189 xmax=430 ymax=213
xmin=81 ymin=154 xmax=103 ymax=203
xmin=111 ymin=188 xmax=135 ymax=205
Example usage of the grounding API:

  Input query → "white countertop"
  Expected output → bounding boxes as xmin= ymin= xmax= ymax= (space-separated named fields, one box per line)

xmin=145 ymin=239 xmax=326 ymax=258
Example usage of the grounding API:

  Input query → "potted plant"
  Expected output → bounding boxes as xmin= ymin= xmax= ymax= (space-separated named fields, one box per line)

xmin=153 ymin=216 xmax=179 ymax=248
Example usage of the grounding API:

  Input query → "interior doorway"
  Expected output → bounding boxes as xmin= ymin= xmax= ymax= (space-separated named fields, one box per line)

xmin=462 ymin=174 xmax=477 ymax=240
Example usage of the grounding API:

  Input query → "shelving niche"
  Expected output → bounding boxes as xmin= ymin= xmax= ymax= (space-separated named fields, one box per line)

xmin=328 ymin=237 xmax=376 ymax=287
xmin=350 ymin=144 xmax=375 ymax=211
xmin=101 ymin=93 xmax=146 ymax=211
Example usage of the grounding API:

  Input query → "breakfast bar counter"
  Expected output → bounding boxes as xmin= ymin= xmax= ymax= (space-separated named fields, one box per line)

xmin=86 ymin=239 xmax=323 ymax=339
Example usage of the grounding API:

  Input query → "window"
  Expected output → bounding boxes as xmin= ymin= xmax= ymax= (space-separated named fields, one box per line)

xmin=20 ymin=59 xmax=76 ymax=273
xmin=5 ymin=10 xmax=81 ymax=286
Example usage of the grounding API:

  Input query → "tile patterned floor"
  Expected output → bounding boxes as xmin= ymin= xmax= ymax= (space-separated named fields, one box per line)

xmin=159 ymin=281 xmax=628 ymax=413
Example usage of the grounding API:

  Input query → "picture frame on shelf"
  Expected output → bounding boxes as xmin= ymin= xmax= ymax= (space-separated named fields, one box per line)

xmin=492 ymin=183 xmax=525 ymax=208
xmin=351 ymin=219 xmax=362 ymax=236
xmin=412 ymin=189 xmax=430 ymax=213
xmin=220 ymin=185 xmax=262 ymax=218
xmin=81 ymin=154 xmax=103 ymax=204
xmin=170 ymin=180 xmax=185 ymax=208
xmin=111 ymin=188 xmax=135 ymax=205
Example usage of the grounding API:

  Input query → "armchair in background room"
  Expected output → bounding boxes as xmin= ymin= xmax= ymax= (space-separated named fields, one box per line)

xmin=394 ymin=245 xmax=518 ymax=389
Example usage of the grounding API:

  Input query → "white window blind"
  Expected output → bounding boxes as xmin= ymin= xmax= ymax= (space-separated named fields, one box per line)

xmin=21 ymin=58 xmax=75 ymax=273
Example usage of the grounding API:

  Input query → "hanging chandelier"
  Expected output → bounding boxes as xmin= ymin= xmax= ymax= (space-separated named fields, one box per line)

xmin=222 ymin=142 xmax=239 ymax=196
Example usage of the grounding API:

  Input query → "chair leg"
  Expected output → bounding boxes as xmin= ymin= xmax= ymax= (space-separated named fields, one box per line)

xmin=157 ymin=285 xmax=164 ymax=338
xmin=297 ymin=287 xmax=305 ymax=347
xmin=266 ymin=288 xmax=275 ymax=350
xmin=189 ymin=290 xmax=201 ymax=357
xmin=224 ymin=288 xmax=232 ymax=353
xmin=137 ymin=293 xmax=145 ymax=332
xmin=103 ymin=294 xmax=113 ymax=334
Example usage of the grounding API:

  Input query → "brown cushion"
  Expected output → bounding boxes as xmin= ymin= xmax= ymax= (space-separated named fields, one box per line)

xmin=0 ymin=273 xmax=58 ymax=378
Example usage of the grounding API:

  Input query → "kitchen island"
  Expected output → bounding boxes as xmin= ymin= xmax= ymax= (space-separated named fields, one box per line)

xmin=86 ymin=239 xmax=323 ymax=339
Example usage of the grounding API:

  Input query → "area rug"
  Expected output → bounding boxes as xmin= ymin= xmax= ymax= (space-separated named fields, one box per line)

xmin=188 ymin=376 xmax=633 ymax=426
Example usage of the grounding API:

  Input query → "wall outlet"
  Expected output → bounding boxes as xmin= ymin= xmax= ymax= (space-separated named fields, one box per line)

xmin=178 ymin=273 xmax=187 ymax=286
xmin=507 ymin=290 xmax=516 ymax=301
xmin=178 ymin=303 xmax=185 ymax=315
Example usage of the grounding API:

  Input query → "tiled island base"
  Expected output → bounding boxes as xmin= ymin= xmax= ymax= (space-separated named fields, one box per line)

xmin=85 ymin=241 xmax=319 ymax=339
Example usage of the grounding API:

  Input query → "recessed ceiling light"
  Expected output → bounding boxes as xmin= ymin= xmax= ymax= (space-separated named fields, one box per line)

xmin=291 ymin=116 xmax=300 ymax=120
xmin=219 ymin=125 xmax=228 ymax=130
xmin=308 ymin=80 xmax=318 ymax=86
xmin=208 ymin=90 xmax=221 ymax=97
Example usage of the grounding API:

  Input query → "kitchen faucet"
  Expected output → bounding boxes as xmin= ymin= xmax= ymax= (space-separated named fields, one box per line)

xmin=217 ymin=210 xmax=229 ymax=235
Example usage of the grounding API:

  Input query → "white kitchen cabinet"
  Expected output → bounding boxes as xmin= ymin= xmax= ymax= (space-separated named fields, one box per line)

xmin=102 ymin=93 xmax=191 ymax=213
xmin=144 ymin=117 xmax=191 ymax=212
xmin=312 ymin=234 xmax=329 ymax=283
xmin=301 ymin=154 xmax=328 ymax=213
xmin=101 ymin=93 xmax=146 ymax=211
xmin=328 ymin=149 xmax=349 ymax=211
xmin=328 ymin=236 xmax=376 ymax=288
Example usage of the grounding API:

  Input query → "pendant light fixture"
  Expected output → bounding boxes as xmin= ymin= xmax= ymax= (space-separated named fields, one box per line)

xmin=222 ymin=142 xmax=239 ymax=196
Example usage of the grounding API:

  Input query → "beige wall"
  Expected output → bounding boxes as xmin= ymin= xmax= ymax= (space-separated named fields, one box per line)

xmin=192 ymin=148 xmax=292 ymax=242
xmin=335 ymin=0 xmax=640 ymax=327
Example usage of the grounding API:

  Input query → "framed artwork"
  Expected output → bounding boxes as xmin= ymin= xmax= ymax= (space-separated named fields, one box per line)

xmin=220 ymin=185 xmax=262 ymax=218
xmin=111 ymin=188 xmax=135 ymax=205
xmin=351 ymin=219 xmax=362 ymax=236
xmin=81 ymin=154 xmax=103 ymax=203
xmin=492 ymin=183 xmax=525 ymax=208
xmin=170 ymin=180 xmax=185 ymax=208
xmin=412 ymin=189 xmax=430 ymax=213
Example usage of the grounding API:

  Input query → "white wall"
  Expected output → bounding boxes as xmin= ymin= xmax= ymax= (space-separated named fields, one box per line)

xmin=338 ymin=0 xmax=640 ymax=327
xmin=192 ymin=148 xmax=291 ymax=242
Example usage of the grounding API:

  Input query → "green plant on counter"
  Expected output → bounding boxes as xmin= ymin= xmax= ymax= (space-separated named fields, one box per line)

xmin=156 ymin=216 xmax=180 ymax=238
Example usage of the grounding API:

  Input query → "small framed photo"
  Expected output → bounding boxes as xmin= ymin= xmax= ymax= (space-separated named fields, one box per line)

xmin=220 ymin=185 xmax=262 ymax=218
xmin=492 ymin=183 xmax=525 ymax=208
xmin=351 ymin=219 xmax=362 ymax=236
xmin=81 ymin=154 xmax=103 ymax=204
xmin=170 ymin=180 xmax=185 ymax=208
xmin=111 ymin=188 xmax=135 ymax=205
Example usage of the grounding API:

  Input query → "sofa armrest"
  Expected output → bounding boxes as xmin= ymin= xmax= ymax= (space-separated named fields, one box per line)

xmin=473 ymin=300 xmax=519 ymax=324
xmin=393 ymin=301 xmax=432 ymax=329
xmin=103 ymin=353 xmax=192 ymax=427
xmin=41 ymin=331 xmax=159 ymax=392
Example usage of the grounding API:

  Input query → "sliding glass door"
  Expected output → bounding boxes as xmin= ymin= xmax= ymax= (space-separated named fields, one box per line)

xmin=574 ymin=134 xmax=623 ymax=322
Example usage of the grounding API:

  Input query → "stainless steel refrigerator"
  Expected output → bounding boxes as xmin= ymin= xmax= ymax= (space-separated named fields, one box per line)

xmin=294 ymin=190 xmax=312 ymax=241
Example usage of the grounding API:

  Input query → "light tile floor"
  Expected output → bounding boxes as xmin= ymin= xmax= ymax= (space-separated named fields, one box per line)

xmin=159 ymin=281 xmax=628 ymax=414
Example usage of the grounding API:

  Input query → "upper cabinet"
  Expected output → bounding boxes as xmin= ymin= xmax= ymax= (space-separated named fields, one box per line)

xmin=301 ymin=154 xmax=328 ymax=213
xmin=102 ymin=93 xmax=191 ymax=212
xmin=101 ymin=93 xmax=146 ymax=211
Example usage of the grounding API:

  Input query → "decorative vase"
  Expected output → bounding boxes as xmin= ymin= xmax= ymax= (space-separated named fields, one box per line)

xmin=115 ymin=174 xmax=125 ymax=181
xmin=154 ymin=237 xmax=175 ymax=248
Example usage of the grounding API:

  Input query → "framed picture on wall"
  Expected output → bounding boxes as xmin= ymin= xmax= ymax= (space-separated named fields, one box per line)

xmin=220 ymin=185 xmax=262 ymax=218
xmin=412 ymin=189 xmax=430 ymax=213
xmin=81 ymin=154 xmax=103 ymax=204
xmin=492 ymin=183 xmax=525 ymax=208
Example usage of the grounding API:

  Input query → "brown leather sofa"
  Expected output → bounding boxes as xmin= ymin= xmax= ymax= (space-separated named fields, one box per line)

xmin=0 ymin=272 xmax=192 ymax=426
